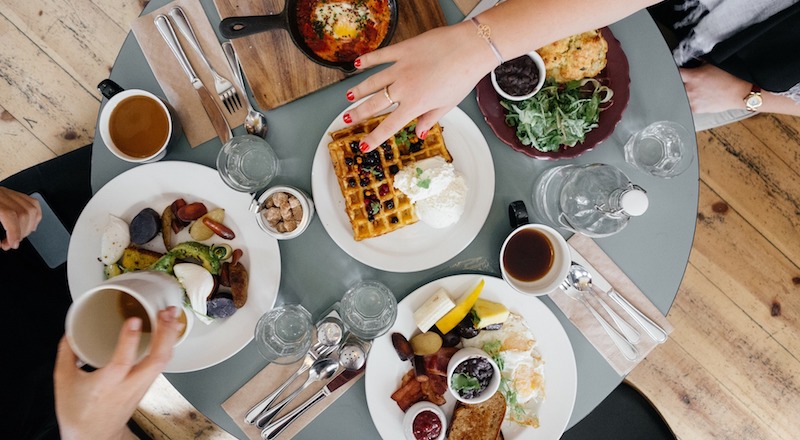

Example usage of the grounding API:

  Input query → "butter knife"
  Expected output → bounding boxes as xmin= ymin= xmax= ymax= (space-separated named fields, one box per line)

xmin=154 ymin=14 xmax=232 ymax=143
xmin=260 ymin=368 xmax=360 ymax=440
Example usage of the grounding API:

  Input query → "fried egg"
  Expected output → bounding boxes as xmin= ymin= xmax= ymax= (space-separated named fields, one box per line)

xmin=314 ymin=2 xmax=370 ymax=40
xmin=462 ymin=312 xmax=545 ymax=428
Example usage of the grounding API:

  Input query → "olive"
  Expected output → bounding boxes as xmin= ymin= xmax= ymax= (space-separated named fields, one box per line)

xmin=456 ymin=314 xmax=480 ymax=339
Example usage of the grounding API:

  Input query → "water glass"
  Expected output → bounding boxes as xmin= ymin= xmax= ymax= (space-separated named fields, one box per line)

xmin=254 ymin=304 xmax=313 ymax=364
xmin=339 ymin=281 xmax=397 ymax=340
xmin=216 ymin=134 xmax=279 ymax=192
xmin=623 ymin=121 xmax=694 ymax=178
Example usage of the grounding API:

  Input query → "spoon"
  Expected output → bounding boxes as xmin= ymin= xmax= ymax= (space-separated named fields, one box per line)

xmin=244 ymin=318 xmax=343 ymax=425
xmin=261 ymin=339 xmax=369 ymax=439
xmin=561 ymin=274 xmax=639 ymax=361
xmin=568 ymin=264 xmax=641 ymax=344
xmin=254 ymin=357 xmax=339 ymax=428
xmin=221 ymin=42 xmax=268 ymax=138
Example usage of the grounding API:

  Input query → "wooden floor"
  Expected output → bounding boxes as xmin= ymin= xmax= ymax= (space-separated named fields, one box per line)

xmin=3 ymin=1 xmax=799 ymax=439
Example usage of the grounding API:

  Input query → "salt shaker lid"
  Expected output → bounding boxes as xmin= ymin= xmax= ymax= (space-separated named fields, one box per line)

xmin=620 ymin=188 xmax=649 ymax=216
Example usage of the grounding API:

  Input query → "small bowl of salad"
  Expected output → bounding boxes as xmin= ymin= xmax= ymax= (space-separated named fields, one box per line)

xmin=446 ymin=347 xmax=501 ymax=404
xmin=491 ymin=51 xmax=546 ymax=101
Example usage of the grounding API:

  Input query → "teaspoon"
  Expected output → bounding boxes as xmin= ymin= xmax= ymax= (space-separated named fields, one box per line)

xmin=567 ymin=264 xmax=641 ymax=344
xmin=221 ymin=42 xmax=268 ymax=138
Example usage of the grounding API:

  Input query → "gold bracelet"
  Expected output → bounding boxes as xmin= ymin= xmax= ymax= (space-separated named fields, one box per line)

xmin=471 ymin=17 xmax=504 ymax=65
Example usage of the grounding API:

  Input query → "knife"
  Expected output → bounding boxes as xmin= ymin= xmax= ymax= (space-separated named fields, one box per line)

xmin=154 ymin=14 xmax=232 ymax=143
xmin=260 ymin=367 xmax=363 ymax=440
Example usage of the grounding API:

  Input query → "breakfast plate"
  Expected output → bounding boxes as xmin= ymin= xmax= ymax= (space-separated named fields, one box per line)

xmin=311 ymin=104 xmax=495 ymax=273
xmin=67 ymin=162 xmax=281 ymax=372
xmin=365 ymin=274 xmax=577 ymax=439
xmin=476 ymin=27 xmax=630 ymax=160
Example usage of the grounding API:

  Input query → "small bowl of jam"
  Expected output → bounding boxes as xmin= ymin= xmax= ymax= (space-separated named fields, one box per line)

xmin=402 ymin=401 xmax=446 ymax=440
xmin=446 ymin=347 xmax=501 ymax=404
xmin=491 ymin=51 xmax=546 ymax=101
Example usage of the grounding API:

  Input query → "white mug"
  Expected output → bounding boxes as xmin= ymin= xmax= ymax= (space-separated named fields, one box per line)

xmin=97 ymin=79 xmax=175 ymax=163
xmin=500 ymin=223 xmax=570 ymax=296
xmin=65 ymin=270 xmax=191 ymax=368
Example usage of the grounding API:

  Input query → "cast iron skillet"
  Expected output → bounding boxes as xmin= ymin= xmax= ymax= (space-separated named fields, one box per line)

xmin=219 ymin=0 xmax=398 ymax=73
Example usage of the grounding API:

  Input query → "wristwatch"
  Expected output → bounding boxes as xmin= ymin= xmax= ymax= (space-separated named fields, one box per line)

xmin=744 ymin=85 xmax=763 ymax=112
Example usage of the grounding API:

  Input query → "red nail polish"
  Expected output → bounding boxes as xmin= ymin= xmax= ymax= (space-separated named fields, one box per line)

xmin=346 ymin=91 xmax=355 ymax=101
xmin=343 ymin=113 xmax=352 ymax=124
xmin=359 ymin=141 xmax=369 ymax=152
xmin=419 ymin=130 xmax=429 ymax=140
xmin=354 ymin=58 xmax=362 ymax=68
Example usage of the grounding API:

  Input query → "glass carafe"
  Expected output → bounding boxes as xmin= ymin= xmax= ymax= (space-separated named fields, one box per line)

xmin=532 ymin=163 xmax=648 ymax=237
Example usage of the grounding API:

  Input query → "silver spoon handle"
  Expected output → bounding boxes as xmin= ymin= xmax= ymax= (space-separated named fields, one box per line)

xmin=255 ymin=376 xmax=313 ymax=428
xmin=261 ymin=389 xmax=326 ymax=439
xmin=589 ymin=286 xmax=640 ymax=344
xmin=222 ymin=43 xmax=245 ymax=91
xmin=244 ymin=362 xmax=311 ymax=424
xmin=580 ymin=297 xmax=639 ymax=361
xmin=608 ymin=290 xmax=668 ymax=343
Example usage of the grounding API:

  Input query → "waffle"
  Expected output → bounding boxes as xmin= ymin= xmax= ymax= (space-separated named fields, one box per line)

xmin=328 ymin=115 xmax=452 ymax=240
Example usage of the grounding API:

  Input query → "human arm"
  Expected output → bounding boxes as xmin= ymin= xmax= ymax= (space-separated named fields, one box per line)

xmin=680 ymin=64 xmax=800 ymax=116
xmin=345 ymin=0 xmax=661 ymax=151
xmin=54 ymin=307 xmax=183 ymax=440
xmin=0 ymin=186 xmax=42 ymax=250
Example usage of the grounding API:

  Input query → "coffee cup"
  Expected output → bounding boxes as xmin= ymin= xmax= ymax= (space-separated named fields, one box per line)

xmin=500 ymin=223 xmax=570 ymax=296
xmin=65 ymin=270 xmax=191 ymax=368
xmin=97 ymin=79 xmax=177 ymax=163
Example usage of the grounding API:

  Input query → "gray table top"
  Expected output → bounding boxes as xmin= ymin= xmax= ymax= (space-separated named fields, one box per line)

xmin=91 ymin=1 xmax=698 ymax=438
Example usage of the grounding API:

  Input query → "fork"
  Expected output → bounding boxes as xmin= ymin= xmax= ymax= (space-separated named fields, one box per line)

xmin=168 ymin=6 xmax=241 ymax=113
xmin=244 ymin=341 xmax=337 ymax=425
xmin=560 ymin=279 xmax=639 ymax=361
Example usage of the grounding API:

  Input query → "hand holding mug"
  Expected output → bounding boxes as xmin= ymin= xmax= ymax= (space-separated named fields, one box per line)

xmin=54 ymin=307 xmax=183 ymax=440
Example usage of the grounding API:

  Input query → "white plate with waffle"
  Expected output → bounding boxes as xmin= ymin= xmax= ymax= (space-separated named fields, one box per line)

xmin=311 ymin=103 xmax=494 ymax=272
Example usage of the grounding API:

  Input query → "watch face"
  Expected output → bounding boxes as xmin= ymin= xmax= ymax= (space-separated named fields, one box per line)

xmin=746 ymin=93 xmax=763 ymax=110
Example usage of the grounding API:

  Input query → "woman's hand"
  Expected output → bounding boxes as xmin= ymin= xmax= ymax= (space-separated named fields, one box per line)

xmin=54 ymin=307 xmax=183 ymax=440
xmin=0 ymin=187 xmax=42 ymax=250
xmin=343 ymin=21 xmax=498 ymax=151
xmin=680 ymin=64 xmax=752 ymax=113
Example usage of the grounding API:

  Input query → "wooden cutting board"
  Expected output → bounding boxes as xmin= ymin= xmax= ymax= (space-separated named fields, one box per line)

xmin=213 ymin=0 xmax=447 ymax=110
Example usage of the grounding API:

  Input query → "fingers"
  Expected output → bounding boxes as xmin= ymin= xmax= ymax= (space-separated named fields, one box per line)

xmin=0 ymin=189 xmax=42 ymax=250
xmin=415 ymin=107 xmax=450 ymax=138
xmin=359 ymin=109 xmax=417 ymax=152
xmin=132 ymin=307 xmax=180 ymax=380
xmin=104 ymin=317 xmax=144 ymax=379
xmin=54 ymin=336 xmax=80 ymax=383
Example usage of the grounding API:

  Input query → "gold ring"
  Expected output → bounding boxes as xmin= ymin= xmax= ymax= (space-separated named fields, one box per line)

xmin=383 ymin=86 xmax=396 ymax=106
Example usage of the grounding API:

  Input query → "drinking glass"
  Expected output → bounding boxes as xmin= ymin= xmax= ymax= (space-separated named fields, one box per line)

xmin=338 ymin=281 xmax=397 ymax=340
xmin=216 ymin=134 xmax=279 ymax=192
xmin=254 ymin=304 xmax=313 ymax=364
xmin=623 ymin=121 xmax=694 ymax=178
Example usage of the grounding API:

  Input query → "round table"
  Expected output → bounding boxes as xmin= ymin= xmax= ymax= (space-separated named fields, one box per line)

xmin=90 ymin=0 xmax=698 ymax=438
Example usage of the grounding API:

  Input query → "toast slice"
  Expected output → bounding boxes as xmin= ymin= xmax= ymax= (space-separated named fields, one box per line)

xmin=446 ymin=391 xmax=506 ymax=440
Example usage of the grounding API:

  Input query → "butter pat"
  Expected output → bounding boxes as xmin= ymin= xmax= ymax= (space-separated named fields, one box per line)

xmin=414 ymin=288 xmax=455 ymax=332
xmin=472 ymin=298 xmax=510 ymax=329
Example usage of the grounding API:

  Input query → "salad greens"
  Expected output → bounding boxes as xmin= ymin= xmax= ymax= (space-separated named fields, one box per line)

xmin=502 ymin=78 xmax=612 ymax=153
xmin=451 ymin=373 xmax=481 ymax=392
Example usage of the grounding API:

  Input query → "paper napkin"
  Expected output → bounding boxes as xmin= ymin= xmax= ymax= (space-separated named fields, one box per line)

xmin=552 ymin=234 xmax=674 ymax=375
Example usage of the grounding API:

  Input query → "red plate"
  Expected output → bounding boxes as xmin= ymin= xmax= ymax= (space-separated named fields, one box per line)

xmin=476 ymin=27 xmax=630 ymax=160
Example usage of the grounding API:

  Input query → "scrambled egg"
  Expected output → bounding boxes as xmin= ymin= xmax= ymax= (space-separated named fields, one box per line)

xmin=462 ymin=313 xmax=545 ymax=428
xmin=314 ymin=2 xmax=369 ymax=40
xmin=537 ymin=30 xmax=608 ymax=82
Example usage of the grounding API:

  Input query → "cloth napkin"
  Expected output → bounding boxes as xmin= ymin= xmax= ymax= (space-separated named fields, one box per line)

xmin=130 ymin=0 xmax=246 ymax=147
xmin=553 ymin=234 xmax=674 ymax=375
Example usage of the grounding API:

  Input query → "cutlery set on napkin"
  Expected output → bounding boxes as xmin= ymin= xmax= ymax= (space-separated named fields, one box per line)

xmin=131 ymin=0 xmax=247 ymax=147
xmin=225 ymin=313 xmax=371 ymax=440
xmin=557 ymin=234 xmax=673 ymax=375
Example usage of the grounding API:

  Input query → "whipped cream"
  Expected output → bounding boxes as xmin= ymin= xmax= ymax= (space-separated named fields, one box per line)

xmin=393 ymin=156 xmax=467 ymax=228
